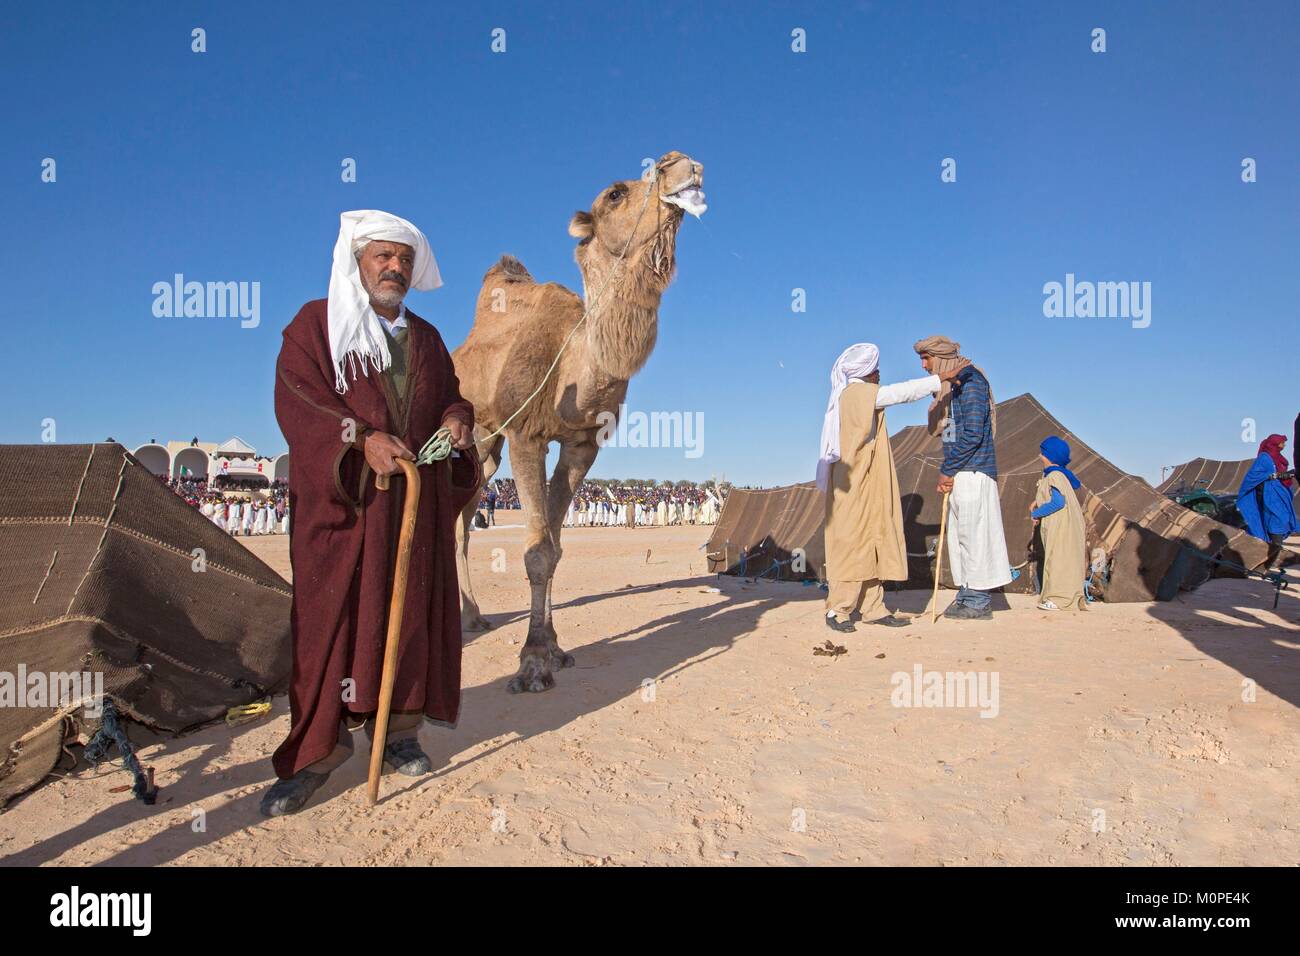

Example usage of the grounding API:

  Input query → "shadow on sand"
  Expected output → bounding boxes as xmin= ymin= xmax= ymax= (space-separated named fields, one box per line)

xmin=8 ymin=573 xmax=817 ymax=865
xmin=1137 ymin=529 xmax=1300 ymax=711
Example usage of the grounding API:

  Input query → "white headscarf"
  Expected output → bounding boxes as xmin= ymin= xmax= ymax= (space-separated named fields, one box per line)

xmin=815 ymin=343 xmax=880 ymax=491
xmin=327 ymin=210 xmax=441 ymax=393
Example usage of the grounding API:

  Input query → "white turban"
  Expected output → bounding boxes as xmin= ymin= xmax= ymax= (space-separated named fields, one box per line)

xmin=327 ymin=209 xmax=442 ymax=393
xmin=816 ymin=343 xmax=880 ymax=491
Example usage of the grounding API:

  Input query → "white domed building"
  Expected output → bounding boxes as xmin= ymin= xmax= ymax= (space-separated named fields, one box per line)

xmin=131 ymin=436 xmax=288 ymax=490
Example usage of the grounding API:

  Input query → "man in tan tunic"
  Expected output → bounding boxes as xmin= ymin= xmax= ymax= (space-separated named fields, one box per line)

xmin=817 ymin=343 xmax=940 ymax=632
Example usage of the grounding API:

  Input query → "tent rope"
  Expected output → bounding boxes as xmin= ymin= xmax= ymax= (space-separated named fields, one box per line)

xmin=84 ymin=699 xmax=156 ymax=805
xmin=1186 ymin=545 xmax=1292 ymax=607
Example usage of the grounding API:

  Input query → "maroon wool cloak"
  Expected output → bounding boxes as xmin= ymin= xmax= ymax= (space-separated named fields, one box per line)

xmin=272 ymin=298 xmax=480 ymax=779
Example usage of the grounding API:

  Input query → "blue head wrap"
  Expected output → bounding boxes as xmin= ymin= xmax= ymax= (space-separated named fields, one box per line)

xmin=1040 ymin=436 xmax=1081 ymax=489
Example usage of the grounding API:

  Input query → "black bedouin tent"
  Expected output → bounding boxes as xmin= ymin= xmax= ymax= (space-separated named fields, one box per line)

xmin=0 ymin=444 xmax=291 ymax=804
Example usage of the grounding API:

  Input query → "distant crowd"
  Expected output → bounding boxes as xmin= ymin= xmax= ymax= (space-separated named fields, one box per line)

xmin=164 ymin=471 xmax=720 ymax=535
xmin=475 ymin=478 xmax=726 ymax=528
xmin=480 ymin=479 xmax=521 ymax=511
xmin=161 ymin=475 xmax=291 ymax=535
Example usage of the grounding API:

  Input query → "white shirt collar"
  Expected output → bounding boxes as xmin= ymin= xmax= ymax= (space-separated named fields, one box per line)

xmin=378 ymin=304 xmax=408 ymax=335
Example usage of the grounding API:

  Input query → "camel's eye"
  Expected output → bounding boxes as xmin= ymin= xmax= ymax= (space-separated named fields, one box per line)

xmin=608 ymin=189 xmax=624 ymax=204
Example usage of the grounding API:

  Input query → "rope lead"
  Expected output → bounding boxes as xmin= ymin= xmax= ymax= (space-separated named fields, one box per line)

xmin=416 ymin=427 xmax=453 ymax=465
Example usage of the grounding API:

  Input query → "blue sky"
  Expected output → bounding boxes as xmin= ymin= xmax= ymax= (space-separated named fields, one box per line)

xmin=2 ymin=1 xmax=1296 ymax=487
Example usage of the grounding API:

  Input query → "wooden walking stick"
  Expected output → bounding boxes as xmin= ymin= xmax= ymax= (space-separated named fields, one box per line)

xmin=930 ymin=491 xmax=951 ymax=624
xmin=368 ymin=457 xmax=421 ymax=806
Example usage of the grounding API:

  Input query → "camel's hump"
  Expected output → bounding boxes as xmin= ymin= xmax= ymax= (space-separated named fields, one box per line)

xmin=483 ymin=255 xmax=534 ymax=284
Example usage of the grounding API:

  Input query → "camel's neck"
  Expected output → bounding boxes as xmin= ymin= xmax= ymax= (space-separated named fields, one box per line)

xmin=579 ymin=246 xmax=669 ymax=382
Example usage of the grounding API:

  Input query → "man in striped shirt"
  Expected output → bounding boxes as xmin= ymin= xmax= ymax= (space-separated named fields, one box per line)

xmin=915 ymin=336 xmax=1012 ymax=620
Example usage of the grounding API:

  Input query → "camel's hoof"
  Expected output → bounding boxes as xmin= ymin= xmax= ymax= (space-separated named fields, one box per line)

xmin=463 ymin=614 xmax=493 ymax=633
xmin=506 ymin=648 xmax=567 ymax=694
xmin=504 ymin=650 xmax=556 ymax=697
xmin=507 ymin=670 xmax=555 ymax=694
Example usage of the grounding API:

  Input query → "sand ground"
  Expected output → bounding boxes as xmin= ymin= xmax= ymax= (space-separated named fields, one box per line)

xmin=2 ymin=517 xmax=1298 ymax=866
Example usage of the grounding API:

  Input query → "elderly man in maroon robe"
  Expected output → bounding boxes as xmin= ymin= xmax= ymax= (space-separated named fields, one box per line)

xmin=261 ymin=209 xmax=480 ymax=816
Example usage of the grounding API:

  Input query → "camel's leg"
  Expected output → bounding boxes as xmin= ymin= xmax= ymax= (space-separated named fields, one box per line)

xmin=504 ymin=436 xmax=565 ymax=694
xmin=456 ymin=432 xmax=504 ymax=631
xmin=534 ymin=434 xmax=601 ymax=662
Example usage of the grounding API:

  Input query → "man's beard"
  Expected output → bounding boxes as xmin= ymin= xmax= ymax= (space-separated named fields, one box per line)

xmin=365 ymin=270 xmax=408 ymax=310
xmin=369 ymin=285 xmax=407 ymax=309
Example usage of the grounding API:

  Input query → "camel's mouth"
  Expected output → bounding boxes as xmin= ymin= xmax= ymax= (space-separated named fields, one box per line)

xmin=660 ymin=183 xmax=707 ymax=219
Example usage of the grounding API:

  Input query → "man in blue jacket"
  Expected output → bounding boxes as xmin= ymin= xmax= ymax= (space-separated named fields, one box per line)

xmin=915 ymin=336 xmax=1012 ymax=620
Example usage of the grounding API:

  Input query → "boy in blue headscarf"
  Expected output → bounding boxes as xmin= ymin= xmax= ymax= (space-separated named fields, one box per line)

xmin=1029 ymin=436 xmax=1087 ymax=611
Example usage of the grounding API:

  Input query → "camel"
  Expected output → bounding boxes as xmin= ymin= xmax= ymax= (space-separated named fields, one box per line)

xmin=451 ymin=151 xmax=705 ymax=694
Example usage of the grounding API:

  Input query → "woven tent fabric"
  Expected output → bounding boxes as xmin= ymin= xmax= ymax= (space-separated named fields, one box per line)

xmin=705 ymin=483 xmax=827 ymax=582
xmin=1158 ymin=455 xmax=1300 ymax=508
xmin=1157 ymin=457 xmax=1256 ymax=496
xmin=0 ymin=444 xmax=291 ymax=804
xmin=886 ymin=423 xmax=934 ymax=464
xmin=706 ymin=394 xmax=1269 ymax=601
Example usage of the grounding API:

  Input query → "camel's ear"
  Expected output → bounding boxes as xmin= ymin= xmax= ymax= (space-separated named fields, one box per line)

xmin=568 ymin=210 xmax=594 ymax=241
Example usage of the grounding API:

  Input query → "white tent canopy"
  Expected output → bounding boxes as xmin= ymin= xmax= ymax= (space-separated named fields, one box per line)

xmin=216 ymin=436 xmax=257 ymax=456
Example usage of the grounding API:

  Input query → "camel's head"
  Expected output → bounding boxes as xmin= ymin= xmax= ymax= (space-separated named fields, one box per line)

xmin=568 ymin=151 xmax=705 ymax=282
